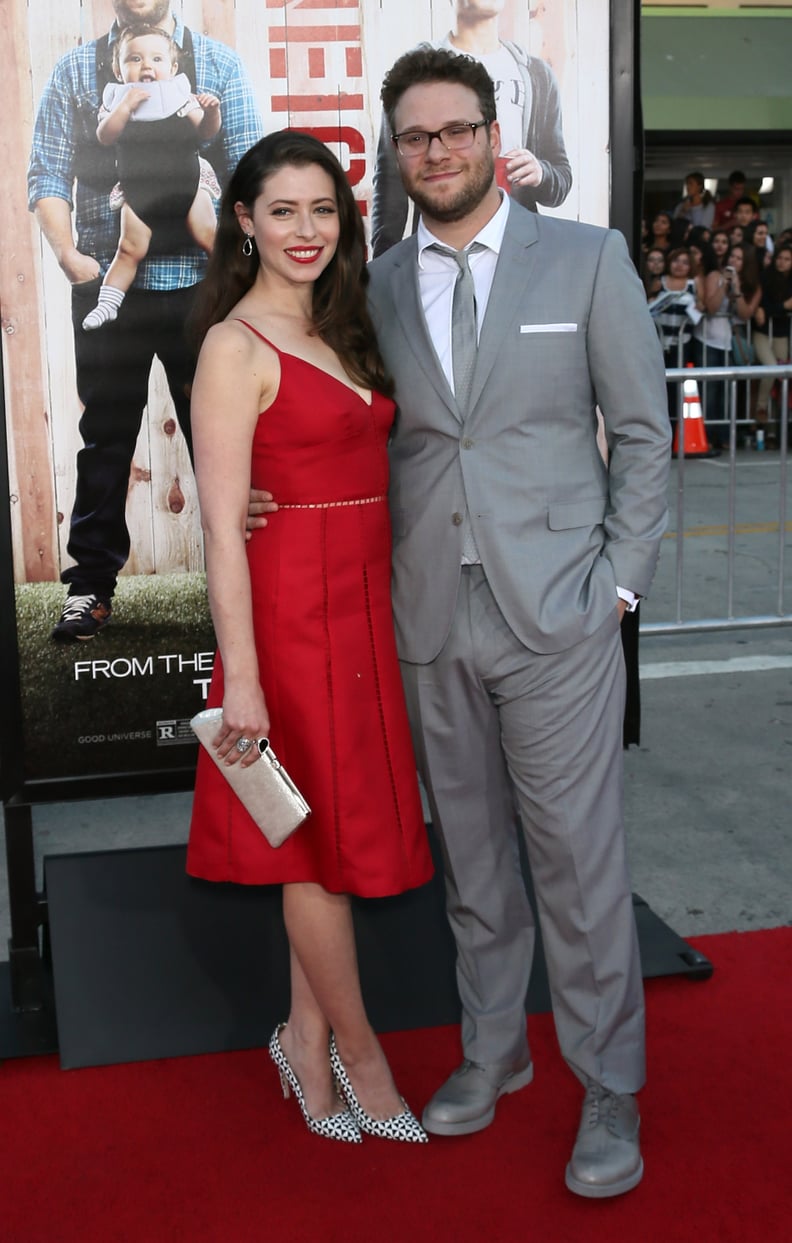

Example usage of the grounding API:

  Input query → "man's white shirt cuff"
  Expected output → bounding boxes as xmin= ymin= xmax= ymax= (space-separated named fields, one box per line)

xmin=616 ymin=587 xmax=640 ymax=612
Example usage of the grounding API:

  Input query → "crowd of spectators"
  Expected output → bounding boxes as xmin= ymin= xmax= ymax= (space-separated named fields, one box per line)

xmin=641 ymin=170 xmax=792 ymax=448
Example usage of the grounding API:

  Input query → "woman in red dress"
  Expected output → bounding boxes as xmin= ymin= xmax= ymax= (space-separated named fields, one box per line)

xmin=187 ymin=132 xmax=433 ymax=1143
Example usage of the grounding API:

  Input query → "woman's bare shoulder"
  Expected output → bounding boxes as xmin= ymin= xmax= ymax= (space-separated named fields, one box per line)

xmin=200 ymin=318 xmax=278 ymax=373
xmin=202 ymin=317 xmax=257 ymax=353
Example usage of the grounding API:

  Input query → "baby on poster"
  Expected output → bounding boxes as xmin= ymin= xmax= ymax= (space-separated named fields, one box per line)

xmin=83 ymin=22 xmax=222 ymax=331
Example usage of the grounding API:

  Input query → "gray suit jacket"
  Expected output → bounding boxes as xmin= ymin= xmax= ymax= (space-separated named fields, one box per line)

xmin=368 ymin=203 xmax=671 ymax=663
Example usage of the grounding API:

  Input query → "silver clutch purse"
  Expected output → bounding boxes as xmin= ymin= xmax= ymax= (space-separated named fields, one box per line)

xmin=191 ymin=708 xmax=310 ymax=847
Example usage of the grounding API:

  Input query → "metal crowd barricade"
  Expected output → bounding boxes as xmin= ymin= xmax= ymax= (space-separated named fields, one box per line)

xmin=642 ymin=362 xmax=791 ymax=636
xmin=691 ymin=319 xmax=791 ymax=443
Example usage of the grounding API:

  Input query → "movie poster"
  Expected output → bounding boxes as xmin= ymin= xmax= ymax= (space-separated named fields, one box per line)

xmin=0 ymin=0 xmax=611 ymax=792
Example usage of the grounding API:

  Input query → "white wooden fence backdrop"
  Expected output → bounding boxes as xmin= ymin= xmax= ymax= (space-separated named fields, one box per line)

xmin=0 ymin=0 xmax=608 ymax=585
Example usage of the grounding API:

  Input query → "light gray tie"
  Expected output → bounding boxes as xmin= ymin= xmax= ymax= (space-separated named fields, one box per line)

xmin=429 ymin=242 xmax=486 ymax=562
xmin=429 ymin=242 xmax=486 ymax=414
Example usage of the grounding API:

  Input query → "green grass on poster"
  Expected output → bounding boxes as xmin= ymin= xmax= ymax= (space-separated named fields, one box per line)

xmin=14 ymin=574 xmax=215 ymax=782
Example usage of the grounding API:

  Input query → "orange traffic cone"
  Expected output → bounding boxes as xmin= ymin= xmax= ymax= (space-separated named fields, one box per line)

xmin=672 ymin=364 xmax=719 ymax=458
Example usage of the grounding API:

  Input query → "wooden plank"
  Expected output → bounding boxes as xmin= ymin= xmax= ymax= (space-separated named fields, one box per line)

xmin=89 ymin=0 xmax=116 ymax=42
xmin=235 ymin=0 xmax=276 ymax=131
xmin=146 ymin=365 xmax=202 ymax=575
xmin=44 ymin=247 xmax=82 ymax=581
xmin=575 ymin=0 xmax=610 ymax=228
xmin=0 ymin=0 xmax=58 ymax=582
xmin=123 ymin=353 xmax=195 ymax=575
xmin=196 ymin=0 xmax=237 ymax=47
xmin=27 ymin=0 xmax=86 ymax=582
xmin=124 ymin=369 xmax=157 ymax=579
xmin=28 ymin=0 xmax=84 ymax=99
xmin=538 ymin=0 xmax=580 ymax=223
xmin=27 ymin=0 xmax=112 ymax=584
xmin=2 ymin=369 xmax=26 ymax=580
xmin=122 ymin=361 xmax=200 ymax=579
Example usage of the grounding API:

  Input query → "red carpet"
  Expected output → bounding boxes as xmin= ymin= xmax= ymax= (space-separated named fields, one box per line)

xmin=2 ymin=928 xmax=790 ymax=1243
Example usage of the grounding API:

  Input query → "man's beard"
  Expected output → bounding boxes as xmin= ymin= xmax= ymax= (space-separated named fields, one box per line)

xmin=113 ymin=1 xmax=172 ymax=28
xmin=408 ymin=149 xmax=496 ymax=224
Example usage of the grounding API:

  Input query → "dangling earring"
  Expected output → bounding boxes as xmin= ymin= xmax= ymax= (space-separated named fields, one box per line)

xmin=242 ymin=234 xmax=254 ymax=257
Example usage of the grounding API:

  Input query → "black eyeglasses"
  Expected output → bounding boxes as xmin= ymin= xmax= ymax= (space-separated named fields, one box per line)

xmin=391 ymin=120 xmax=490 ymax=159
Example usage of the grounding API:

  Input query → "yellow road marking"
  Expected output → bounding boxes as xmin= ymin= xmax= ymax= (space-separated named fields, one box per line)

xmin=664 ymin=521 xmax=792 ymax=538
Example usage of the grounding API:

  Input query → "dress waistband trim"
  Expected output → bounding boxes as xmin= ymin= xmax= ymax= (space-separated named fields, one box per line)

xmin=278 ymin=495 xmax=386 ymax=510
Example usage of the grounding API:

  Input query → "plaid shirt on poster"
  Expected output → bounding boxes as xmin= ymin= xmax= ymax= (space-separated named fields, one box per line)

xmin=28 ymin=15 xmax=263 ymax=292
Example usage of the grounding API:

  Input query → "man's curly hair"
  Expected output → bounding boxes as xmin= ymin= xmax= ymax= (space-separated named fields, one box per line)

xmin=381 ymin=47 xmax=497 ymax=134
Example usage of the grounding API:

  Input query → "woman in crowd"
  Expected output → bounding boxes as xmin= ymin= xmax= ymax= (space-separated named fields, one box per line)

xmin=686 ymin=235 xmax=706 ymax=283
xmin=686 ymin=224 xmax=712 ymax=248
xmin=746 ymin=219 xmax=772 ymax=270
xmin=650 ymin=247 xmax=700 ymax=357
xmin=726 ymin=244 xmax=763 ymax=437
xmin=752 ymin=243 xmax=792 ymax=443
xmin=674 ymin=172 xmax=715 ymax=232
xmin=649 ymin=246 xmax=700 ymax=419
xmin=711 ymin=229 xmax=731 ymax=272
xmin=186 ymin=131 xmax=433 ymax=1144
xmin=645 ymin=210 xmax=674 ymax=255
xmin=691 ymin=241 xmax=733 ymax=447
xmin=686 ymin=226 xmax=714 ymax=274
xmin=728 ymin=243 xmax=762 ymax=333
xmin=642 ymin=247 xmax=666 ymax=299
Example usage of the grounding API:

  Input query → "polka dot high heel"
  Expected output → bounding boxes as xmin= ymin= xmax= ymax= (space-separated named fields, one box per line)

xmin=269 ymin=1024 xmax=362 ymax=1143
xmin=329 ymin=1034 xmax=428 ymax=1143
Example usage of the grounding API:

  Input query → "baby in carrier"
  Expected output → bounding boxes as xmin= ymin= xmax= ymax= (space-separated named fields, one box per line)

xmin=82 ymin=22 xmax=221 ymax=331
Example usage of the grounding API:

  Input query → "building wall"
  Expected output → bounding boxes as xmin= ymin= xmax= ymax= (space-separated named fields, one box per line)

xmin=641 ymin=10 xmax=792 ymax=230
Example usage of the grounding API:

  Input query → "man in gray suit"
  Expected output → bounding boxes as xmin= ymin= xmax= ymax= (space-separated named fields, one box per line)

xmin=368 ymin=48 xmax=671 ymax=1197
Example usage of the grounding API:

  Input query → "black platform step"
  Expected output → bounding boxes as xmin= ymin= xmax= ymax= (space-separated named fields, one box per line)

xmin=1 ymin=836 xmax=712 ymax=1067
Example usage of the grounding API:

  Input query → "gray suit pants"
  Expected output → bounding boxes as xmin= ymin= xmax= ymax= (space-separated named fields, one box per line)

xmin=400 ymin=567 xmax=645 ymax=1093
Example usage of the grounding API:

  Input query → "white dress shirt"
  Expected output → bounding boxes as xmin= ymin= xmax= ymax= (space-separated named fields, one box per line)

xmin=416 ymin=190 xmax=510 ymax=395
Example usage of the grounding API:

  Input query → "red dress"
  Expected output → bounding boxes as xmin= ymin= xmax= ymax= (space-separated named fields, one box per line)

xmin=187 ymin=323 xmax=433 ymax=898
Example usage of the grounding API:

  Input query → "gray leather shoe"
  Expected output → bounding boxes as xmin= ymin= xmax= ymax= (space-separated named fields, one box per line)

xmin=422 ymin=1055 xmax=534 ymax=1136
xmin=565 ymin=1081 xmax=643 ymax=1198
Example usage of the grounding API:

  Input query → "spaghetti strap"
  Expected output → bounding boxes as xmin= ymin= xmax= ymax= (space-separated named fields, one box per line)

xmin=233 ymin=318 xmax=280 ymax=351
xmin=230 ymin=319 xmax=373 ymax=406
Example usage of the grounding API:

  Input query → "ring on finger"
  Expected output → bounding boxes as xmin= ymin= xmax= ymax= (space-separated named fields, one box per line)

xmin=236 ymin=736 xmax=254 ymax=755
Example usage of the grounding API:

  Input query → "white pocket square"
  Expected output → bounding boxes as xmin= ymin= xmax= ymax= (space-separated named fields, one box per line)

xmin=520 ymin=323 xmax=578 ymax=334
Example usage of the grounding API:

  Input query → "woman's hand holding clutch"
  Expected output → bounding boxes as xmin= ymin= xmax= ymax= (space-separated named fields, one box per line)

xmin=213 ymin=682 xmax=270 ymax=768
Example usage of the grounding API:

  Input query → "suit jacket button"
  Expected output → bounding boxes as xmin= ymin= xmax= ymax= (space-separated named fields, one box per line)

xmin=462 ymin=437 xmax=474 ymax=449
xmin=451 ymin=512 xmax=463 ymax=526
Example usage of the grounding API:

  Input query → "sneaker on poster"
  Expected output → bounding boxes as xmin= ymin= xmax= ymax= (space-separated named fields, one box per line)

xmin=51 ymin=593 xmax=112 ymax=642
